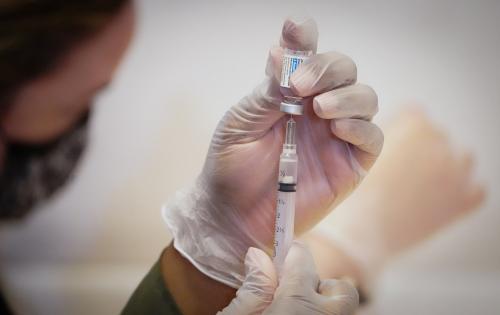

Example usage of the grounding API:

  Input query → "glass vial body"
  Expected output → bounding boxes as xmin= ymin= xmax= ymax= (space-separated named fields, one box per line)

xmin=279 ymin=48 xmax=312 ymax=115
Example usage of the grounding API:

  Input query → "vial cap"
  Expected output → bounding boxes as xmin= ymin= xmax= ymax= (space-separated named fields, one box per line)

xmin=280 ymin=96 xmax=304 ymax=115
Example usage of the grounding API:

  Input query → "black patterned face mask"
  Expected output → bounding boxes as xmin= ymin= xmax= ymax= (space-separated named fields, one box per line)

xmin=0 ymin=113 xmax=89 ymax=219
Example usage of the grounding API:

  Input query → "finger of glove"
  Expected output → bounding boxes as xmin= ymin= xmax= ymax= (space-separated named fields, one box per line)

xmin=280 ymin=17 xmax=318 ymax=53
xmin=314 ymin=279 xmax=359 ymax=315
xmin=330 ymin=118 xmax=384 ymax=170
xmin=313 ymin=84 xmax=378 ymax=120
xmin=290 ymin=52 xmax=357 ymax=97
xmin=265 ymin=45 xmax=284 ymax=83
xmin=266 ymin=17 xmax=319 ymax=83
xmin=276 ymin=241 xmax=319 ymax=296
xmin=217 ymin=247 xmax=277 ymax=315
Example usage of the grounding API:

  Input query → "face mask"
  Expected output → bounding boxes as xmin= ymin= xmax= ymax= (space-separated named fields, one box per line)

xmin=0 ymin=113 xmax=89 ymax=219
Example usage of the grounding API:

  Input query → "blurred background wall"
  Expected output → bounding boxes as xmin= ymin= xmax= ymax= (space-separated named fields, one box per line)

xmin=0 ymin=0 xmax=499 ymax=314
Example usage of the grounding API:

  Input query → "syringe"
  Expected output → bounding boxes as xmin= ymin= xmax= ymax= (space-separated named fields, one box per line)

xmin=273 ymin=117 xmax=298 ymax=275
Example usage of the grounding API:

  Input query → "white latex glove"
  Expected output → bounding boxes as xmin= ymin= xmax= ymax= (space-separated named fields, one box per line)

xmin=218 ymin=242 xmax=358 ymax=315
xmin=163 ymin=17 xmax=383 ymax=288
xmin=315 ymin=109 xmax=485 ymax=284
xmin=217 ymin=247 xmax=277 ymax=315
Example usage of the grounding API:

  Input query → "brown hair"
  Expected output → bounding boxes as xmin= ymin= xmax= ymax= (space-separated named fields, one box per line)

xmin=0 ymin=0 xmax=128 ymax=109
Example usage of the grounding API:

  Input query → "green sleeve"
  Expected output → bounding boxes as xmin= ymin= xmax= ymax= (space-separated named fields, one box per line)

xmin=121 ymin=256 xmax=182 ymax=315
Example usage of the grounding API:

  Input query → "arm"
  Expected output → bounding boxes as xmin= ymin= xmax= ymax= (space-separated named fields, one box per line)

xmin=301 ymin=232 xmax=370 ymax=304
xmin=304 ymin=109 xmax=485 ymax=303
xmin=301 ymin=232 xmax=363 ymax=283
xmin=121 ymin=243 xmax=235 ymax=315
xmin=161 ymin=243 xmax=236 ymax=315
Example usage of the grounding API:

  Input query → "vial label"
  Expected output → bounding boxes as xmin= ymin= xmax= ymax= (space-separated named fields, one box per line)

xmin=280 ymin=53 xmax=308 ymax=88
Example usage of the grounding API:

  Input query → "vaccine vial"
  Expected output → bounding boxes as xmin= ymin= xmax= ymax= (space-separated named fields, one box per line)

xmin=279 ymin=48 xmax=312 ymax=115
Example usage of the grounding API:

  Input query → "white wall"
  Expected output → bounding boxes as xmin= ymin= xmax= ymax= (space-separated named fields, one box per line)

xmin=0 ymin=0 xmax=499 ymax=314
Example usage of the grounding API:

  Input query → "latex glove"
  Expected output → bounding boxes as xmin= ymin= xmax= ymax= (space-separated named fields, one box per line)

xmin=315 ymin=109 xmax=485 ymax=284
xmin=218 ymin=242 xmax=358 ymax=315
xmin=217 ymin=247 xmax=277 ymax=315
xmin=163 ymin=17 xmax=383 ymax=288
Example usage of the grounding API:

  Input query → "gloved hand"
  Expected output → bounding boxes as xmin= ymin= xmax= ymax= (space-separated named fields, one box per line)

xmin=163 ymin=17 xmax=383 ymax=288
xmin=216 ymin=246 xmax=276 ymax=315
xmin=314 ymin=109 xmax=485 ymax=285
xmin=218 ymin=242 xmax=358 ymax=315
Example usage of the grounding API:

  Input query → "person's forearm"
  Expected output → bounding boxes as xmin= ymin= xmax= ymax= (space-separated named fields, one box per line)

xmin=302 ymin=232 xmax=372 ymax=304
xmin=161 ymin=242 xmax=236 ymax=315
xmin=302 ymin=232 xmax=364 ymax=285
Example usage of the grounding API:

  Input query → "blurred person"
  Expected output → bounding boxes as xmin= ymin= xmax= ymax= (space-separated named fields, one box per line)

xmin=302 ymin=109 xmax=485 ymax=305
xmin=0 ymin=1 xmax=135 ymax=313
xmin=0 ymin=0 xmax=134 ymax=216
xmin=0 ymin=2 xmax=382 ymax=314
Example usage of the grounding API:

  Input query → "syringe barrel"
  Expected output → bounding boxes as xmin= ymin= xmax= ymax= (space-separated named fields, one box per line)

xmin=273 ymin=189 xmax=296 ymax=275
xmin=277 ymin=151 xmax=298 ymax=184
xmin=273 ymin=143 xmax=298 ymax=275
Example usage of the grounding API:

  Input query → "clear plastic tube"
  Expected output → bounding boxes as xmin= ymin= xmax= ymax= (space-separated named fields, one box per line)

xmin=273 ymin=117 xmax=298 ymax=275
